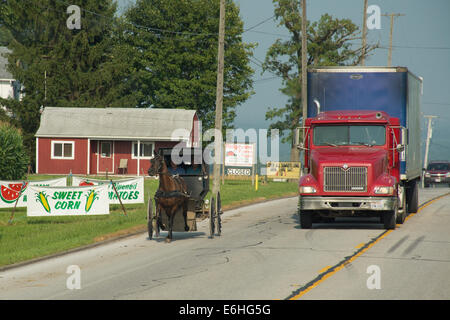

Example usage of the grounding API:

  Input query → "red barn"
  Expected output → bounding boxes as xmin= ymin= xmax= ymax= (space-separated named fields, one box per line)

xmin=35 ymin=107 xmax=200 ymax=175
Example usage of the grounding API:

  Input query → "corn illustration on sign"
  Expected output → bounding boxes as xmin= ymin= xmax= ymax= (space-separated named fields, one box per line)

xmin=27 ymin=185 xmax=109 ymax=217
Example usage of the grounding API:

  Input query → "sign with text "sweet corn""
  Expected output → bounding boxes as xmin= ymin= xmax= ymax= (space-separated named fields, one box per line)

xmin=27 ymin=184 xmax=109 ymax=217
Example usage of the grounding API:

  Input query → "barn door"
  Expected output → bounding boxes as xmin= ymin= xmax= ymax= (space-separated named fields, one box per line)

xmin=98 ymin=141 xmax=113 ymax=174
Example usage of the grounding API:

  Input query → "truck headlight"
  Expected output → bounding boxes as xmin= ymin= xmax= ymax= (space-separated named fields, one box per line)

xmin=374 ymin=186 xmax=394 ymax=195
xmin=299 ymin=186 xmax=317 ymax=194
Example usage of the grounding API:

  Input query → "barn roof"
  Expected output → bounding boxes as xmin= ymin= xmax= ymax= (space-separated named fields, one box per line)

xmin=36 ymin=107 xmax=197 ymax=141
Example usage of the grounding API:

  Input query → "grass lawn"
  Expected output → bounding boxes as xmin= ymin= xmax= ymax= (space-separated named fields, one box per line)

xmin=0 ymin=174 xmax=297 ymax=267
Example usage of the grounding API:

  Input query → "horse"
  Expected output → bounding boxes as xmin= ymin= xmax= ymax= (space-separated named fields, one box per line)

xmin=148 ymin=150 xmax=189 ymax=242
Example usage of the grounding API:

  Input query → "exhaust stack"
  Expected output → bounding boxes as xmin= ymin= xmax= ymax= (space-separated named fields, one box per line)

xmin=313 ymin=99 xmax=321 ymax=114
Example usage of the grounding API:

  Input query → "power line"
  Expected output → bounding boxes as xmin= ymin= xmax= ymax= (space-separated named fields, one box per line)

xmin=243 ymin=15 xmax=276 ymax=33
xmin=245 ymin=29 xmax=290 ymax=38
xmin=54 ymin=0 xmax=277 ymax=41
xmin=253 ymin=76 xmax=279 ymax=83
xmin=378 ymin=45 xmax=450 ymax=50
xmin=57 ymin=0 xmax=218 ymax=37
xmin=423 ymin=102 xmax=450 ymax=106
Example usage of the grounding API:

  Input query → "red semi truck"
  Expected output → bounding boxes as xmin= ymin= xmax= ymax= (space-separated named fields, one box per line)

xmin=298 ymin=67 xmax=422 ymax=229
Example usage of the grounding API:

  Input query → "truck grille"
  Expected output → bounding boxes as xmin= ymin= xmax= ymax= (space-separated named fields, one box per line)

xmin=324 ymin=166 xmax=367 ymax=192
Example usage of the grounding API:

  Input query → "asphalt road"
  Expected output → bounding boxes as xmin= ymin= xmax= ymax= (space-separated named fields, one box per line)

xmin=1 ymin=187 xmax=449 ymax=300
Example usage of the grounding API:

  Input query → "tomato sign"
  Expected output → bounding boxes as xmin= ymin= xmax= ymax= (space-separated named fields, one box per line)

xmin=72 ymin=176 xmax=144 ymax=204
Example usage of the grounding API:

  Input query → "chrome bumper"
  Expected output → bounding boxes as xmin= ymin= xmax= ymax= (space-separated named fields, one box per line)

xmin=299 ymin=196 xmax=397 ymax=211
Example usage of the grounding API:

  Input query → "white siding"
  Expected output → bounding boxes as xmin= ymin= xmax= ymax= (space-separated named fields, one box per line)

xmin=0 ymin=80 xmax=14 ymax=99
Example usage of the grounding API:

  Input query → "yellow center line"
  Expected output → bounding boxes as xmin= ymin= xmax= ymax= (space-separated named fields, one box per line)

xmin=355 ymin=242 xmax=365 ymax=249
xmin=318 ymin=266 xmax=332 ymax=274
xmin=286 ymin=192 xmax=450 ymax=300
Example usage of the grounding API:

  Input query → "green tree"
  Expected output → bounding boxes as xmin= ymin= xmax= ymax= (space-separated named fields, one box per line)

xmin=0 ymin=122 xmax=29 ymax=180
xmin=263 ymin=0 xmax=378 ymax=161
xmin=0 ymin=25 xmax=13 ymax=46
xmin=120 ymin=0 xmax=254 ymax=130
xmin=0 ymin=0 xmax=124 ymax=165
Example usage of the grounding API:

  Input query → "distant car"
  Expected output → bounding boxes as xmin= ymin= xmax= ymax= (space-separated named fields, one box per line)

xmin=424 ymin=161 xmax=450 ymax=187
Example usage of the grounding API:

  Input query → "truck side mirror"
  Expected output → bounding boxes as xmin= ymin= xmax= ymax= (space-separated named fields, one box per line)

xmin=396 ymin=144 xmax=405 ymax=152
xmin=297 ymin=142 xmax=309 ymax=150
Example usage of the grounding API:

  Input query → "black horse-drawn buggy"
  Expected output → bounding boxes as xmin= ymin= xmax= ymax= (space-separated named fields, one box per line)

xmin=147 ymin=147 xmax=222 ymax=242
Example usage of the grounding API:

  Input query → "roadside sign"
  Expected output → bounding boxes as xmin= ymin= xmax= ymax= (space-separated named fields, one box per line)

xmin=0 ymin=177 xmax=67 ymax=209
xmin=72 ymin=176 xmax=144 ymax=204
xmin=266 ymin=162 xmax=300 ymax=179
xmin=224 ymin=143 xmax=255 ymax=167
xmin=27 ymin=184 xmax=109 ymax=217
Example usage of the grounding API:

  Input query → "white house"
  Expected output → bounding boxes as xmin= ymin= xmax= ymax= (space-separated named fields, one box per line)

xmin=0 ymin=47 xmax=16 ymax=100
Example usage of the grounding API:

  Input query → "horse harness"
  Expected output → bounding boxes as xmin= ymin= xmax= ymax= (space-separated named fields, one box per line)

xmin=155 ymin=173 xmax=190 ymax=199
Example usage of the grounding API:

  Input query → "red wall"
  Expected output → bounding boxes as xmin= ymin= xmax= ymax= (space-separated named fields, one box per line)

xmin=38 ymin=138 xmax=181 ymax=175
xmin=37 ymin=137 xmax=88 ymax=175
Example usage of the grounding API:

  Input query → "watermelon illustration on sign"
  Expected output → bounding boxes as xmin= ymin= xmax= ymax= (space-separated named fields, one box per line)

xmin=0 ymin=182 xmax=28 ymax=203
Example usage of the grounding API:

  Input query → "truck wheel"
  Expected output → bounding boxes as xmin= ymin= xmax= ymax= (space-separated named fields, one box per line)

xmin=299 ymin=210 xmax=313 ymax=229
xmin=396 ymin=208 xmax=406 ymax=224
xmin=384 ymin=209 xmax=397 ymax=230
xmin=397 ymin=187 xmax=406 ymax=224
xmin=407 ymin=181 xmax=419 ymax=214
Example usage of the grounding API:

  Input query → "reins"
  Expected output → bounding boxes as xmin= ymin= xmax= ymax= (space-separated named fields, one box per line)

xmin=153 ymin=155 xmax=188 ymax=199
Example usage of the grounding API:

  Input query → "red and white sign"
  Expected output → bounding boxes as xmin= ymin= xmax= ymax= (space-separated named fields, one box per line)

xmin=0 ymin=177 xmax=67 ymax=208
xmin=224 ymin=143 xmax=255 ymax=167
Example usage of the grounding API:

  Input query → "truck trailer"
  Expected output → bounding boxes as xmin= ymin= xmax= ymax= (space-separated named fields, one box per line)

xmin=298 ymin=66 xmax=422 ymax=229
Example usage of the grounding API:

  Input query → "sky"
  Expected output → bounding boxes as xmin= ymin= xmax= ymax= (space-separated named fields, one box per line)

xmin=117 ymin=0 xmax=450 ymax=163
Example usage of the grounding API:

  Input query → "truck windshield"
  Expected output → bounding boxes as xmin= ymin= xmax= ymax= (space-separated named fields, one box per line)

xmin=313 ymin=125 xmax=386 ymax=146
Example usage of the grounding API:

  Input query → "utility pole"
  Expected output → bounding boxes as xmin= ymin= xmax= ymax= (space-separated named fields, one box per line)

xmin=361 ymin=0 xmax=368 ymax=66
xmin=381 ymin=13 xmax=404 ymax=66
xmin=212 ymin=0 xmax=226 ymax=199
xmin=423 ymin=115 xmax=437 ymax=188
xmin=300 ymin=0 xmax=307 ymax=173
xmin=301 ymin=0 xmax=307 ymax=127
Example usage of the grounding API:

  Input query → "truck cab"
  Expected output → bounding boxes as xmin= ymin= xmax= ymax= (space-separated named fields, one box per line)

xmin=299 ymin=110 xmax=406 ymax=229
xmin=298 ymin=67 xmax=422 ymax=230
xmin=299 ymin=66 xmax=422 ymax=229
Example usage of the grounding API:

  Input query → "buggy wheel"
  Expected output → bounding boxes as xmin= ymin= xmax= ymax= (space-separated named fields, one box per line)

xmin=154 ymin=203 xmax=161 ymax=237
xmin=209 ymin=196 xmax=215 ymax=238
xmin=147 ymin=197 xmax=154 ymax=240
xmin=216 ymin=192 xmax=222 ymax=236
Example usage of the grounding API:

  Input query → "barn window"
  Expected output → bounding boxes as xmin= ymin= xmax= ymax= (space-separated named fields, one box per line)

xmin=132 ymin=142 xmax=154 ymax=159
xmin=100 ymin=142 xmax=112 ymax=158
xmin=51 ymin=141 xmax=74 ymax=159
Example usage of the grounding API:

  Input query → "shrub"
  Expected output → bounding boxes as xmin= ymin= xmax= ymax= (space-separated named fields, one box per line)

xmin=0 ymin=122 xmax=29 ymax=180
